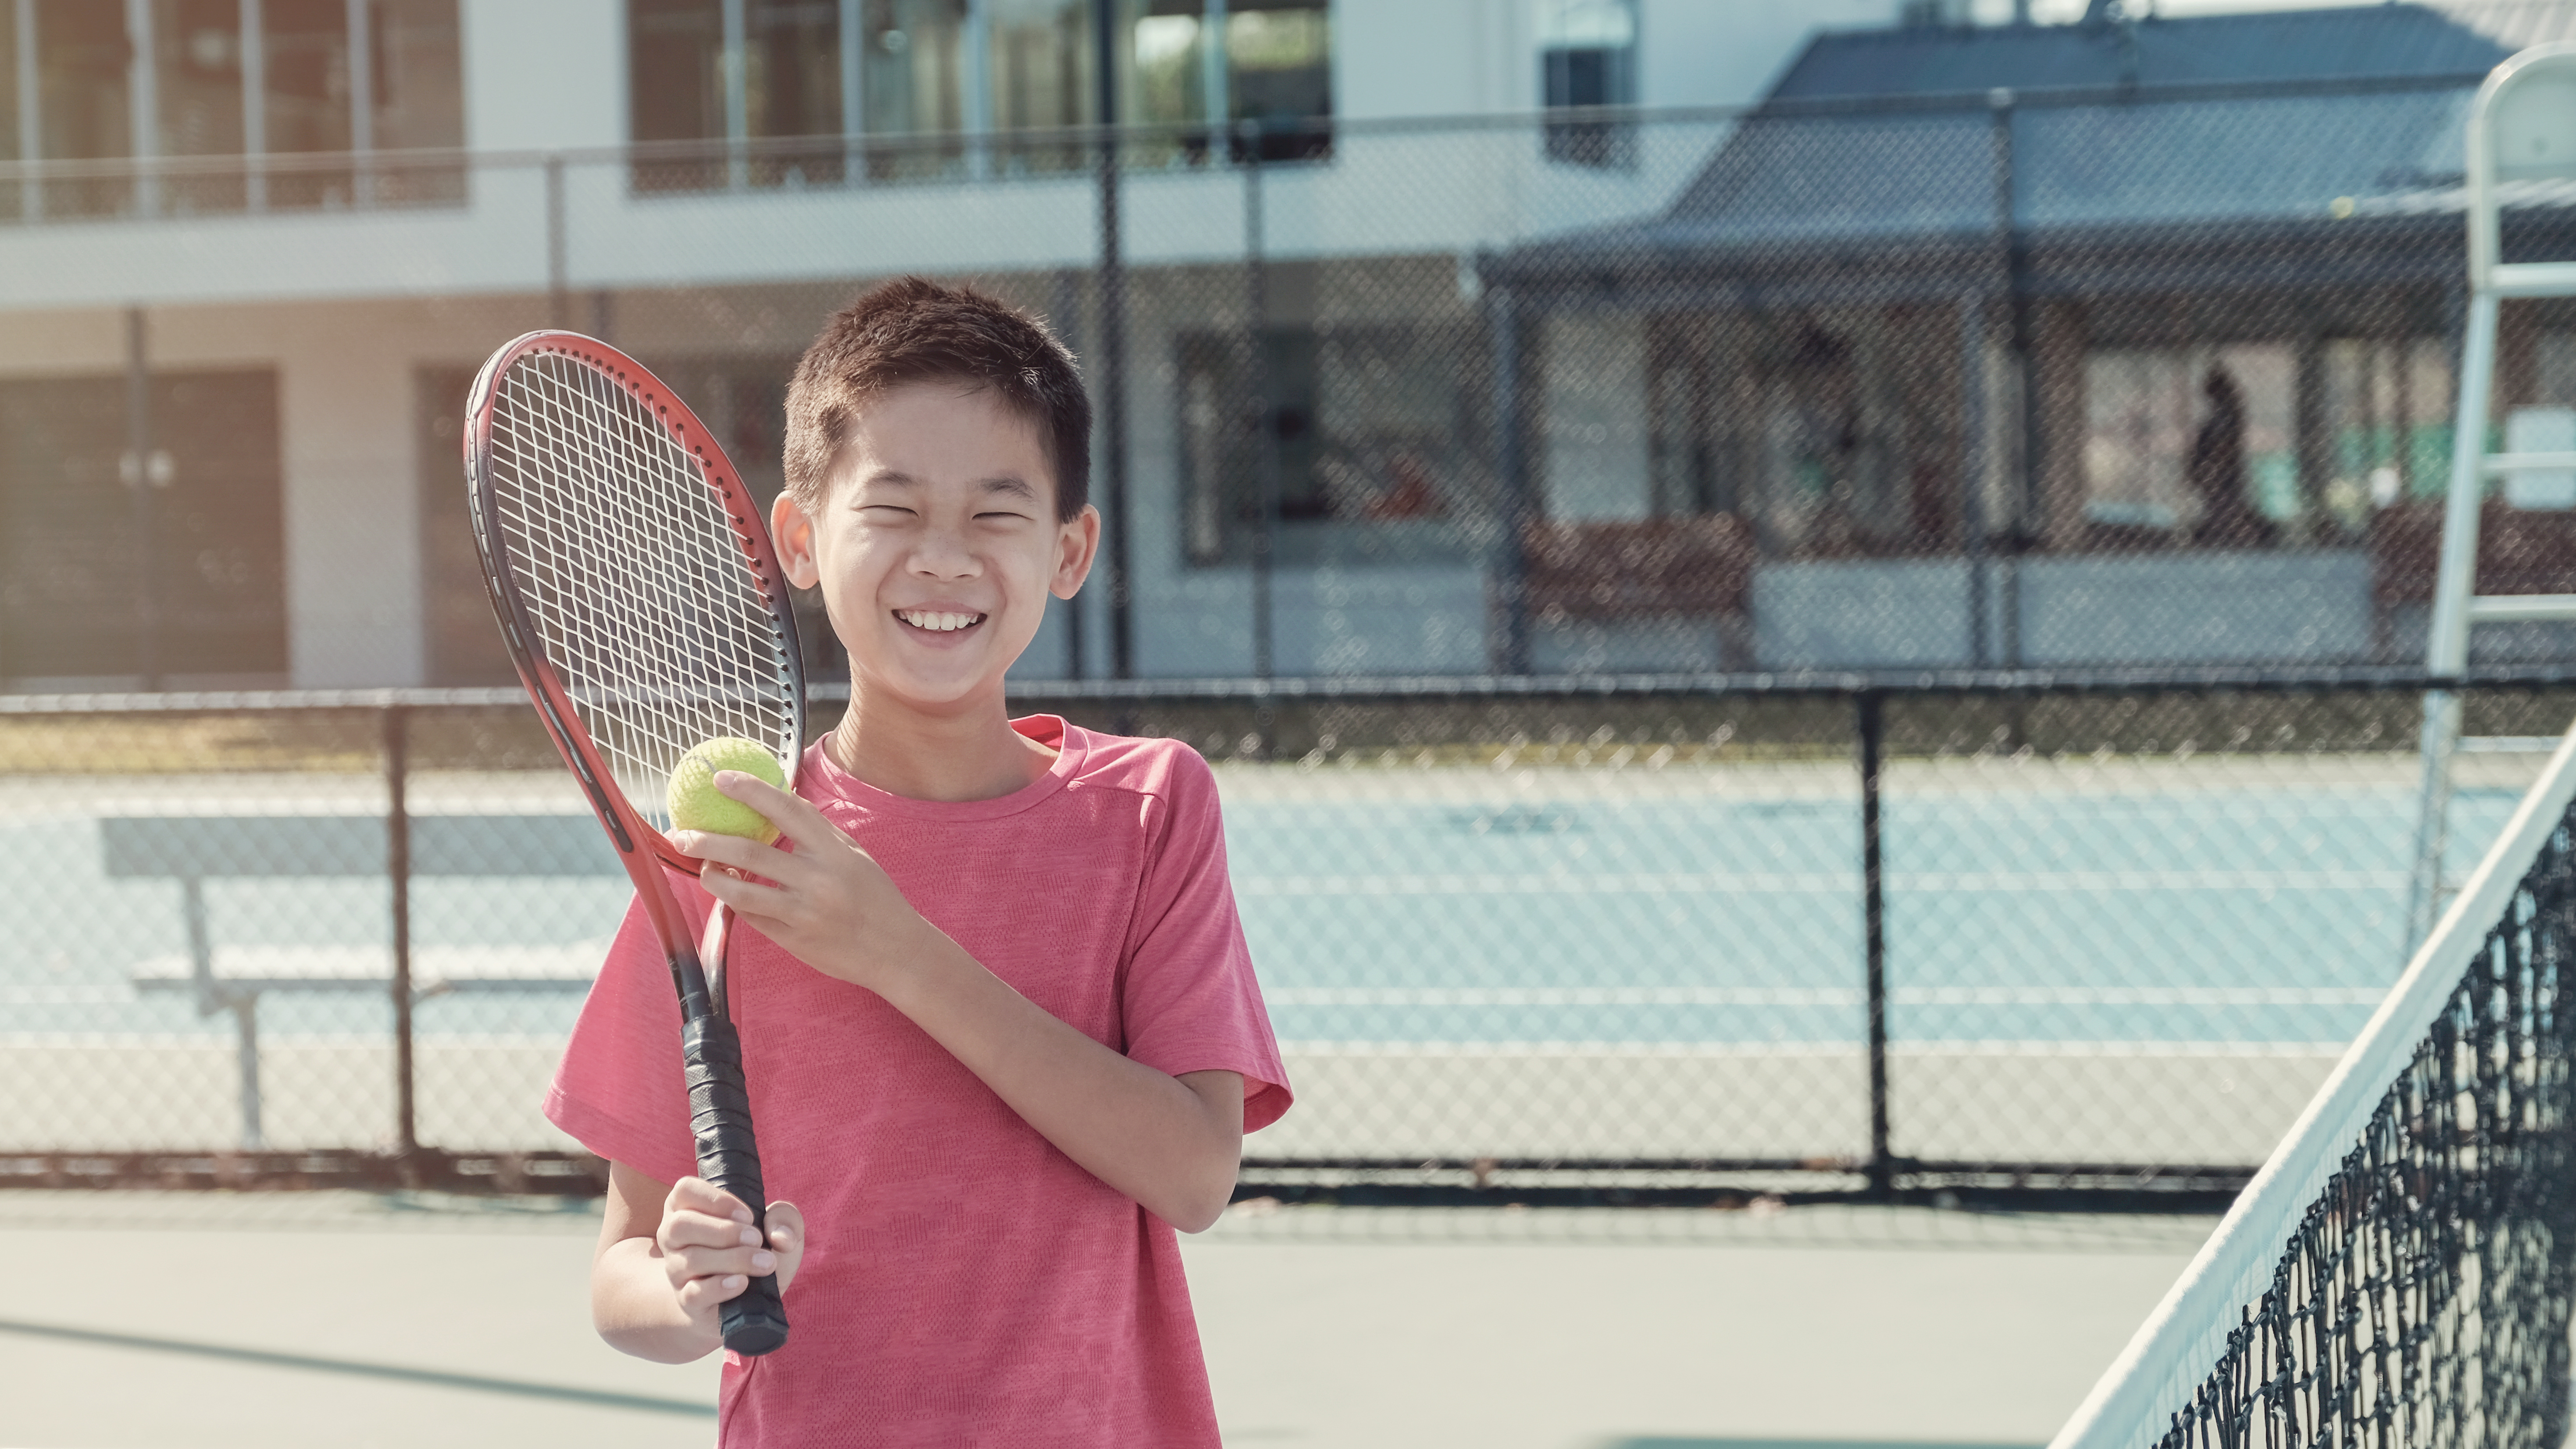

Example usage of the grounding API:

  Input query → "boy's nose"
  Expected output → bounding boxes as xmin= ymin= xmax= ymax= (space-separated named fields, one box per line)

xmin=907 ymin=531 xmax=984 ymax=577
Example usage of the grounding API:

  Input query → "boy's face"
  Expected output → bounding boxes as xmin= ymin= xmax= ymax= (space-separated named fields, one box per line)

xmin=772 ymin=381 xmax=1097 ymax=715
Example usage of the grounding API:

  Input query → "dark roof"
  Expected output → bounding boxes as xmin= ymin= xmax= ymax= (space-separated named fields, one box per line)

xmin=1648 ymin=84 xmax=2474 ymax=244
xmin=1490 ymin=4 xmax=2541 ymax=295
xmin=1773 ymin=4 xmax=2513 ymax=97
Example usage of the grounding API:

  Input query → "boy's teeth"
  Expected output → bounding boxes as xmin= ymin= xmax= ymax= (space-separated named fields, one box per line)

xmin=899 ymin=610 xmax=981 ymax=632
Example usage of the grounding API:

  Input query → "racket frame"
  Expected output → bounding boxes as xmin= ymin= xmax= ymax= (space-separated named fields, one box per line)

xmin=463 ymin=329 xmax=804 ymax=1357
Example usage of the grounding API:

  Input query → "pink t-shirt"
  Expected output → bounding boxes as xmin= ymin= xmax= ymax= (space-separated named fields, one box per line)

xmin=545 ymin=717 xmax=1290 ymax=1447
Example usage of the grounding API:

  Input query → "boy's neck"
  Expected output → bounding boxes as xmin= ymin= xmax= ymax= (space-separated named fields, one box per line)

xmin=825 ymin=689 xmax=1054 ymax=803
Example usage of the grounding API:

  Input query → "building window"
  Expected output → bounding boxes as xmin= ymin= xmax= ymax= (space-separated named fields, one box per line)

xmin=2 ymin=0 xmax=462 ymax=221
xmin=0 ymin=370 xmax=287 ymax=687
xmin=627 ymin=1 xmax=1333 ymax=187
xmin=1178 ymin=321 xmax=1481 ymax=568
xmin=32 ymin=0 xmax=132 ymax=216
xmin=153 ymin=0 xmax=247 ymax=213
xmin=2323 ymin=336 xmax=2451 ymax=525
xmin=863 ymin=0 xmax=970 ymax=178
xmin=371 ymin=0 xmax=466 ymax=151
xmin=1133 ymin=0 xmax=1331 ymax=164
xmin=2082 ymin=345 xmax=2296 ymax=548
xmin=988 ymin=0 xmax=1090 ymax=173
xmin=1540 ymin=0 xmax=1634 ymax=169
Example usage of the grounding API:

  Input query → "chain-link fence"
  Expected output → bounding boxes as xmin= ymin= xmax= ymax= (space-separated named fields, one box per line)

xmin=14 ymin=63 xmax=2576 ymax=1206
xmin=4 ymin=672 xmax=2566 ymax=1207
xmin=14 ymin=74 xmax=2576 ymax=692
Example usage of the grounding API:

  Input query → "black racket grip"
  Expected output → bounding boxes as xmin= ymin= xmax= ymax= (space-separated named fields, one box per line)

xmin=683 ymin=1015 xmax=790 ymax=1356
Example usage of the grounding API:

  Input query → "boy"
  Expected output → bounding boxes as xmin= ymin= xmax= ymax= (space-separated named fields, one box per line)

xmin=546 ymin=277 xmax=1291 ymax=1446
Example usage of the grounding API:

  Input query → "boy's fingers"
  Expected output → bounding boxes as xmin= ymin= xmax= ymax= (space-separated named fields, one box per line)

xmin=660 ymin=1207 xmax=763 ymax=1251
xmin=669 ymin=830 xmax=799 ymax=879
xmin=676 ymin=1273 xmax=751 ymax=1314
xmin=716 ymin=773 xmax=848 ymax=855
xmin=713 ymin=772 xmax=812 ymax=824
xmin=764 ymin=1200 xmax=805 ymax=1291
xmin=667 ymin=1176 xmax=750 ymax=1222
xmin=663 ymin=1240 xmax=773 ymax=1281
xmin=698 ymin=864 xmax=796 ymax=917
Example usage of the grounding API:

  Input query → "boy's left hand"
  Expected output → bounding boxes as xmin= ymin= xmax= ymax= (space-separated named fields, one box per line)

xmin=668 ymin=771 xmax=923 ymax=993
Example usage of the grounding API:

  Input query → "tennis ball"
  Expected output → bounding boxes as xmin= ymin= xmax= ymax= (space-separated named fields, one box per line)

xmin=667 ymin=737 xmax=788 ymax=844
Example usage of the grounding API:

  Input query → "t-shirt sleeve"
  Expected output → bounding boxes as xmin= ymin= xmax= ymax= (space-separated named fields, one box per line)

xmin=544 ymin=890 xmax=703 ymax=1188
xmin=1119 ymin=745 xmax=1292 ymax=1133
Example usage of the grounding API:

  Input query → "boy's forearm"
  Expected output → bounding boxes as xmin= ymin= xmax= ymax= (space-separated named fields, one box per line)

xmin=874 ymin=916 xmax=1243 ymax=1232
xmin=593 ymin=1236 xmax=722 ymax=1363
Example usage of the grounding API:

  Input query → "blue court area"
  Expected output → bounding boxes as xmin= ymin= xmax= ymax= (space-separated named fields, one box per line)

xmin=0 ymin=763 xmax=2530 ymax=1052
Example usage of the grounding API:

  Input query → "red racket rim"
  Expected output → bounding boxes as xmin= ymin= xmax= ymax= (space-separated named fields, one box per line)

xmin=463 ymin=329 xmax=807 ymax=879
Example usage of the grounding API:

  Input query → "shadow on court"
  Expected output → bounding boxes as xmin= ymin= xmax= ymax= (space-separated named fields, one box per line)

xmin=0 ymin=1317 xmax=712 ymax=1418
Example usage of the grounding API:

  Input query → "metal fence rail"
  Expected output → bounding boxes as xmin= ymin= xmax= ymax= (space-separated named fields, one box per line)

xmin=6 ymin=670 xmax=2568 ymax=1208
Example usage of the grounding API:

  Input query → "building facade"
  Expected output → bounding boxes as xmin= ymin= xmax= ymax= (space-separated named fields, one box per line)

xmin=0 ymin=0 xmax=1903 ymax=689
xmin=6 ymin=0 xmax=2566 ymax=689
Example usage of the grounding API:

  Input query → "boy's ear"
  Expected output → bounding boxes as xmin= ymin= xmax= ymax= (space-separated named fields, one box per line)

xmin=1052 ymin=505 xmax=1101 ymax=600
xmin=772 ymin=491 xmax=821 ymax=589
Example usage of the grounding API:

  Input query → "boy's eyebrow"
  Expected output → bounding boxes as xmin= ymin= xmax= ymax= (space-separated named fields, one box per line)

xmin=849 ymin=471 xmax=1039 ymax=503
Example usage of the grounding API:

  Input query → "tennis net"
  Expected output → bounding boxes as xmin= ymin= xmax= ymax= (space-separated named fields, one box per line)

xmin=2052 ymin=726 xmax=2576 ymax=1449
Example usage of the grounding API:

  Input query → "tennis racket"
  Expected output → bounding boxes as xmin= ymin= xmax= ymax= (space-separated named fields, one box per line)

xmin=464 ymin=330 xmax=802 ymax=1356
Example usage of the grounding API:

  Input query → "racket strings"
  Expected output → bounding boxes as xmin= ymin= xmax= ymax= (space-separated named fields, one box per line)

xmin=484 ymin=351 xmax=795 ymax=829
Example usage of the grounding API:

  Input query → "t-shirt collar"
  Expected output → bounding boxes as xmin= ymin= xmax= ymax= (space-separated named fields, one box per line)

xmin=799 ymin=715 xmax=1084 ymax=822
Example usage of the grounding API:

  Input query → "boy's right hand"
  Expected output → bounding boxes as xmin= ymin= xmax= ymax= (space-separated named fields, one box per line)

xmin=656 ymin=1177 xmax=804 ymax=1331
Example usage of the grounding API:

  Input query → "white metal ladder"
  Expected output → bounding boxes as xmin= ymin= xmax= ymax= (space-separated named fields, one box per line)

xmin=2408 ymin=43 xmax=2576 ymax=949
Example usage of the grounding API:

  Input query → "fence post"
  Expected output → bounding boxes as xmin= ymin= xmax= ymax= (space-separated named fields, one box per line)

xmin=1093 ymin=10 xmax=1133 ymax=679
xmin=1960 ymin=293 xmax=1989 ymax=668
xmin=1245 ymin=121 xmax=1276 ymax=690
xmin=545 ymin=152 xmax=568 ymax=331
xmin=385 ymin=704 xmax=418 ymax=1169
xmin=125 ymin=306 xmax=161 ymax=690
xmin=1489 ymin=281 xmax=1531 ymax=675
xmin=1857 ymin=690 xmax=1894 ymax=1198
xmin=1991 ymin=88 xmax=2029 ymax=669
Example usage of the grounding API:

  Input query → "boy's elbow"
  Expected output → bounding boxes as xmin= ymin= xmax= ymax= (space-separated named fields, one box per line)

xmin=1158 ymin=1152 xmax=1241 ymax=1234
xmin=1163 ymin=1186 xmax=1231 ymax=1234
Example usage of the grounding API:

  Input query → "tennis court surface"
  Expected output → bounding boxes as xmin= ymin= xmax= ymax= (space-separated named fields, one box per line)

xmin=10 ymin=685 xmax=2576 ymax=1445
xmin=1 ymin=1191 xmax=2207 ymax=1449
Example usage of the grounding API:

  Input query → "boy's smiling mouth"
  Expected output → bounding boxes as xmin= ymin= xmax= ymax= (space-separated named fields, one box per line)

xmin=895 ymin=609 xmax=987 ymax=634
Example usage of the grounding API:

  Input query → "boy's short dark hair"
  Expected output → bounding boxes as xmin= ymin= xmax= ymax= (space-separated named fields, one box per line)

xmin=784 ymin=277 xmax=1091 ymax=521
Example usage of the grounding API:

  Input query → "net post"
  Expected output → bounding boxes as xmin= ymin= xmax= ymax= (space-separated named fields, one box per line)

xmin=385 ymin=703 xmax=419 ymax=1173
xmin=1858 ymin=688 xmax=1894 ymax=1199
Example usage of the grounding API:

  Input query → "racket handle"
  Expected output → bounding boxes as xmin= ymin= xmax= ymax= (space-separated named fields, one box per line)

xmin=683 ymin=1014 xmax=791 ymax=1357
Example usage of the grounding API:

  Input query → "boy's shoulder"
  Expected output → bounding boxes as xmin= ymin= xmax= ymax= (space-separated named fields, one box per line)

xmin=1055 ymin=722 xmax=1220 ymax=807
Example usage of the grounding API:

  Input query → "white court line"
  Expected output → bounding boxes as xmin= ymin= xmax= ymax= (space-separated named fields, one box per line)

xmin=1238 ymin=871 xmax=2404 ymax=897
xmin=4 ymin=985 xmax=2390 ymax=1009
xmin=1266 ymin=987 xmax=2390 ymax=1008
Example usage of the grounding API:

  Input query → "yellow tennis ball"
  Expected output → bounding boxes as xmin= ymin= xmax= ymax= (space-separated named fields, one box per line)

xmin=667 ymin=737 xmax=788 ymax=844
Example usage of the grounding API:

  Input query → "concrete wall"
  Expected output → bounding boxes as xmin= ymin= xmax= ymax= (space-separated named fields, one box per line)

xmin=1752 ymin=552 xmax=2376 ymax=670
xmin=1754 ymin=560 xmax=1999 ymax=670
xmin=2017 ymin=552 xmax=2374 ymax=667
